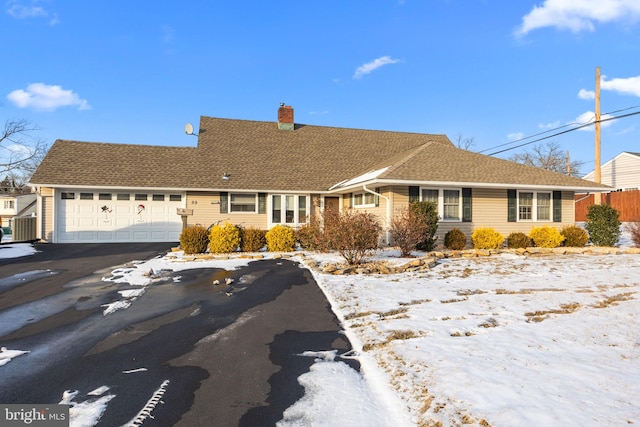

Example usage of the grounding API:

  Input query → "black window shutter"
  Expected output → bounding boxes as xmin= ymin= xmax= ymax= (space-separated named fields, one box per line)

xmin=507 ymin=189 xmax=517 ymax=222
xmin=409 ymin=186 xmax=419 ymax=203
xmin=462 ymin=188 xmax=472 ymax=222
xmin=375 ymin=187 xmax=380 ymax=207
xmin=553 ymin=191 xmax=562 ymax=222
xmin=220 ymin=192 xmax=228 ymax=214
xmin=258 ymin=193 xmax=266 ymax=214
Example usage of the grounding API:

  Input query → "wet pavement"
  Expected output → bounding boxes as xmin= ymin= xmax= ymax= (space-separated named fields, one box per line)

xmin=0 ymin=244 xmax=355 ymax=426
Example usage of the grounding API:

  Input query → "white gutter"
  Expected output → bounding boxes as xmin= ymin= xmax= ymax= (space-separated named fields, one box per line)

xmin=575 ymin=192 xmax=592 ymax=203
xmin=330 ymin=179 xmax=610 ymax=194
xmin=363 ymin=184 xmax=391 ymax=245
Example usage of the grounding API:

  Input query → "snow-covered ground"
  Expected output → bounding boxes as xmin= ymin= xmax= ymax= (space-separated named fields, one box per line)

xmin=1 ymin=230 xmax=639 ymax=426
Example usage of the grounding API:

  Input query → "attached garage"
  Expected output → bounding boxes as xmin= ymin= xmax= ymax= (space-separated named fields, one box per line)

xmin=55 ymin=189 xmax=184 ymax=243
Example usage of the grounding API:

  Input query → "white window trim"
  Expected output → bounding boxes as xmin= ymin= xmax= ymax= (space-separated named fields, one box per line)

xmin=352 ymin=192 xmax=377 ymax=208
xmin=268 ymin=194 xmax=310 ymax=228
xmin=420 ymin=187 xmax=462 ymax=222
xmin=517 ymin=190 xmax=552 ymax=222
xmin=229 ymin=193 xmax=258 ymax=214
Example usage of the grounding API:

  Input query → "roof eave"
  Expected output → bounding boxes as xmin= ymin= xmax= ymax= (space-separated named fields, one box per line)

xmin=328 ymin=178 xmax=611 ymax=193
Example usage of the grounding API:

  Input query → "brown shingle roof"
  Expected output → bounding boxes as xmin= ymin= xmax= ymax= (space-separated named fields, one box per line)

xmin=30 ymin=115 xmax=608 ymax=192
xmin=373 ymin=141 xmax=609 ymax=189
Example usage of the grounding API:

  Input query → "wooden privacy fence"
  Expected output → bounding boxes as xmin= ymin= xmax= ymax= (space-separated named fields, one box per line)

xmin=575 ymin=190 xmax=640 ymax=222
xmin=12 ymin=216 xmax=37 ymax=241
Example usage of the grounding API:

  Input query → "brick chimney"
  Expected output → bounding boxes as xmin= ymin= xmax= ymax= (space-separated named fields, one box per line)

xmin=277 ymin=103 xmax=294 ymax=130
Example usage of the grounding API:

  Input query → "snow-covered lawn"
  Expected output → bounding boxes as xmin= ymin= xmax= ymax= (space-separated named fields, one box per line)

xmin=1 ymin=240 xmax=639 ymax=426
xmin=307 ymin=250 xmax=640 ymax=426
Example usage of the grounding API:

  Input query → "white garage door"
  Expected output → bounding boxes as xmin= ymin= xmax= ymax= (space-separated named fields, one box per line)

xmin=56 ymin=190 xmax=184 ymax=243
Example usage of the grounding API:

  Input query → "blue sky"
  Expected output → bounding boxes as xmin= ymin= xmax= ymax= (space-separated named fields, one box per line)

xmin=3 ymin=0 xmax=640 ymax=176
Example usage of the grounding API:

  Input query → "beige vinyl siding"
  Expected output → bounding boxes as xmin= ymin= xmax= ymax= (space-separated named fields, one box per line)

xmin=353 ymin=187 xmax=389 ymax=218
xmin=42 ymin=195 xmax=54 ymax=242
xmin=36 ymin=187 xmax=54 ymax=242
xmin=584 ymin=153 xmax=640 ymax=191
xmin=386 ymin=187 xmax=576 ymax=249
xmin=186 ymin=191 xmax=268 ymax=230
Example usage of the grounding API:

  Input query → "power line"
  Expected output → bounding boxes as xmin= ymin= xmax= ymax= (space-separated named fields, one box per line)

xmin=486 ymin=110 xmax=640 ymax=156
xmin=477 ymin=104 xmax=640 ymax=155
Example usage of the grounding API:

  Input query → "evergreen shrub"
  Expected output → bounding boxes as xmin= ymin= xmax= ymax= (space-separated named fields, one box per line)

xmin=444 ymin=228 xmax=466 ymax=250
xmin=179 ymin=225 xmax=209 ymax=254
xmin=560 ymin=225 xmax=588 ymax=247
xmin=584 ymin=204 xmax=621 ymax=247
xmin=209 ymin=222 xmax=241 ymax=254
xmin=409 ymin=201 xmax=439 ymax=252
xmin=471 ymin=227 xmax=504 ymax=250
xmin=507 ymin=232 xmax=531 ymax=249
xmin=239 ymin=226 xmax=266 ymax=252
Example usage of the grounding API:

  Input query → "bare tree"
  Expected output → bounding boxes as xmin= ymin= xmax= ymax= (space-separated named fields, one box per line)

xmin=508 ymin=141 xmax=584 ymax=177
xmin=1 ymin=118 xmax=48 ymax=192
xmin=454 ymin=133 xmax=475 ymax=150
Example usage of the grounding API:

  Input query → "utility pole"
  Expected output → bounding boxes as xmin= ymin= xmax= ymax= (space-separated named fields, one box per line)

xmin=594 ymin=66 xmax=602 ymax=204
xmin=566 ymin=150 xmax=571 ymax=176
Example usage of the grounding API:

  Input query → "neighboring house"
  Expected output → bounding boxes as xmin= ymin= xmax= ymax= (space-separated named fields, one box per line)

xmin=0 ymin=193 xmax=37 ymax=232
xmin=576 ymin=152 xmax=640 ymax=222
xmin=582 ymin=151 xmax=640 ymax=191
xmin=29 ymin=105 xmax=609 ymax=244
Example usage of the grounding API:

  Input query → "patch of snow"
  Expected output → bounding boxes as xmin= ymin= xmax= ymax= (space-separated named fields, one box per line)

xmin=59 ymin=388 xmax=115 ymax=427
xmin=0 ymin=243 xmax=38 ymax=259
xmin=0 ymin=347 xmax=30 ymax=367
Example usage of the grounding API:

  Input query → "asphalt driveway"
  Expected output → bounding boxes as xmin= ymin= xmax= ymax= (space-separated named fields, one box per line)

xmin=0 ymin=243 xmax=355 ymax=426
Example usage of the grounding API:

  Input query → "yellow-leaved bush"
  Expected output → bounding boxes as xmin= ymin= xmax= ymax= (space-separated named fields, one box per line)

xmin=209 ymin=222 xmax=241 ymax=254
xmin=265 ymin=224 xmax=296 ymax=252
xmin=529 ymin=226 xmax=565 ymax=248
xmin=471 ymin=227 xmax=505 ymax=249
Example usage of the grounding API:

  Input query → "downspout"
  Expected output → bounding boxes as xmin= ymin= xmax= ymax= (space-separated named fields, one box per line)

xmin=363 ymin=185 xmax=391 ymax=245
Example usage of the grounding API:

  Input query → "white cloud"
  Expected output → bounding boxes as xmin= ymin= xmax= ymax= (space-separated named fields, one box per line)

xmin=601 ymin=75 xmax=640 ymax=97
xmin=353 ymin=56 xmax=401 ymax=79
xmin=6 ymin=0 xmax=59 ymax=25
xmin=573 ymin=110 xmax=615 ymax=131
xmin=578 ymin=88 xmax=595 ymax=100
xmin=7 ymin=83 xmax=91 ymax=111
xmin=515 ymin=0 xmax=640 ymax=36
xmin=507 ymin=132 xmax=524 ymax=141
xmin=578 ymin=75 xmax=640 ymax=102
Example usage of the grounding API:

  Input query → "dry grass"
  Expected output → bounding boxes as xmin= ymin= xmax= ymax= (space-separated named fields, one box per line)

xmin=525 ymin=302 xmax=581 ymax=322
xmin=592 ymin=292 xmax=635 ymax=308
xmin=457 ymin=289 xmax=487 ymax=296
xmin=495 ymin=287 xmax=564 ymax=295
xmin=344 ymin=307 xmax=409 ymax=321
xmin=362 ymin=329 xmax=419 ymax=351
xmin=441 ymin=297 xmax=468 ymax=304
xmin=399 ymin=298 xmax=432 ymax=306
xmin=478 ymin=318 xmax=499 ymax=328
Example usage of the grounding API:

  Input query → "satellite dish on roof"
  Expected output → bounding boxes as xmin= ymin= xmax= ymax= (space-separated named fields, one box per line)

xmin=185 ymin=123 xmax=198 ymax=136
